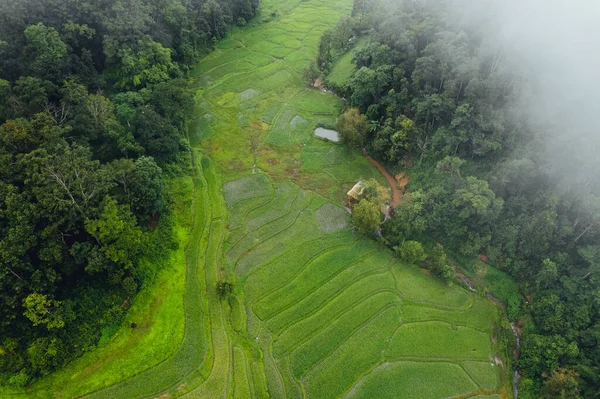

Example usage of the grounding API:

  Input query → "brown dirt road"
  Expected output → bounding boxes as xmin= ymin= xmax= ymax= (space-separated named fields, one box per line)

xmin=364 ymin=153 xmax=406 ymax=207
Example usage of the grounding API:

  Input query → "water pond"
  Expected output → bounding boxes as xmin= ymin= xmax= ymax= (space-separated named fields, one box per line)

xmin=314 ymin=127 xmax=340 ymax=142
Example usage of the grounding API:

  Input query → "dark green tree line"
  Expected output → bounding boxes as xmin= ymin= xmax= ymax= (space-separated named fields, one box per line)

xmin=0 ymin=0 xmax=259 ymax=386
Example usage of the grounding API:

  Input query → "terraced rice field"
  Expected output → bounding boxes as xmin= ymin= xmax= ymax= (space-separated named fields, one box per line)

xmin=223 ymin=176 xmax=504 ymax=399
xmin=6 ymin=0 xmax=510 ymax=398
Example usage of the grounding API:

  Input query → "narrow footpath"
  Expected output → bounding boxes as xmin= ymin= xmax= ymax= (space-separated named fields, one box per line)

xmin=364 ymin=153 xmax=405 ymax=207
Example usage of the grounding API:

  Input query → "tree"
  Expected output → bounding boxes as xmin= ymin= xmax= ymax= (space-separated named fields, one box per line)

xmin=27 ymin=337 xmax=67 ymax=375
xmin=395 ymin=240 xmax=426 ymax=264
xmin=131 ymin=156 xmax=166 ymax=218
xmin=23 ymin=145 xmax=111 ymax=219
xmin=85 ymin=196 xmax=142 ymax=270
xmin=216 ymin=281 xmax=234 ymax=299
xmin=537 ymin=258 xmax=558 ymax=288
xmin=352 ymin=198 xmax=381 ymax=233
xmin=435 ymin=156 xmax=465 ymax=179
xmin=427 ymin=243 xmax=455 ymax=281
xmin=337 ymin=107 xmax=368 ymax=149
xmin=362 ymin=178 xmax=391 ymax=204
xmin=22 ymin=293 xmax=64 ymax=329
xmin=132 ymin=105 xmax=181 ymax=163
xmin=106 ymin=37 xmax=180 ymax=89
xmin=348 ymin=66 xmax=391 ymax=108
xmin=303 ymin=59 xmax=320 ymax=86
xmin=542 ymin=369 xmax=581 ymax=399
xmin=24 ymin=23 xmax=68 ymax=82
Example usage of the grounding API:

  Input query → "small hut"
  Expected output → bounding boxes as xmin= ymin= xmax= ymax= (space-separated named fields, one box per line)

xmin=347 ymin=181 xmax=366 ymax=208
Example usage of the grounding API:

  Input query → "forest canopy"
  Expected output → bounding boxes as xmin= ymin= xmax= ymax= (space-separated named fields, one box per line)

xmin=314 ymin=0 xmax=600 ymax=397
xmin=0 ymin=0 xmax=259 ymax=386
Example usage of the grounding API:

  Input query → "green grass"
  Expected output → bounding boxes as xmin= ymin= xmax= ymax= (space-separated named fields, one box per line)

xmin=401 ymin=299 xmax=497 ymax=332
xmin=223 ymin=173 xmax=272 ymax=207
xmin=392 ymin=264 xmax=471 ymax=308
xmin=315 ymin=202 xmax=349 ymax=233
xmin=289 ymin=292 xmax=401 ymax=378
xmin=302 ymin=306 xmax=401 ymax=399
xmin=385 ymin=321 xmax=492 ymax=360
xmin=346 ymin=361 xmax=479 ymax=399
xmin=253 ymin=240 xmax=376 ymax=320
xmin=462 ymin=360 xmax=500 ymax=390
xmin=233 ymin=347 xmax=252 ymax=399
xmin=326 ymin=38 xmax=368 ymax=87
xmin=266 ymin=252 xmax=392 ymax=334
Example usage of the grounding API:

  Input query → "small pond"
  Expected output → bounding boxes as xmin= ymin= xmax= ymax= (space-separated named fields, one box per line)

xmin=314 ymin=127 xmax=340 ymax=142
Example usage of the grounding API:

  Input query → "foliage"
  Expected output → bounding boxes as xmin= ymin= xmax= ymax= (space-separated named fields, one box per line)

xmin=216 ymin=281 xmax=234 ymax=300
xmin=336 ymin=107 xmax=368 ymax=149
xmin=0 ymin=0 xmax=260 ymax=385
xmin=395 ymin=240 xmax=426 ymax=265
xmin=351 ymin=198 xmax=381 ymax=233
xmin=303 ymin=59 xmax=321 ymax=86
xmin=542 ymin=369 xmax=581 ymax=399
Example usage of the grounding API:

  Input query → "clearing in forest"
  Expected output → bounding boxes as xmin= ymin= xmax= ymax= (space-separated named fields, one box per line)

xmin=11 ymin=0 xmax=510 ymax=397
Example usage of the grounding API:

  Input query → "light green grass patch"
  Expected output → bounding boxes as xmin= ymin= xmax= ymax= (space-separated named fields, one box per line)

xmin=302 ymin=305 xmax=401 ymax=399
xmin=261 ymin=102 xmax=284 ymax=124
xmin=228 ymin=195 xmax=273 ymax=232
xmin=401 ymin=299 xmax=497 ymax=332
xmin=316 ymin=202 xmax=349 ymax=232
xmin=462 ymin=360 xmax=500 ymax=390
xmin=227 ymin=189 xmax=311 ymax=265
xmin=229 ymin=295 xmax=245 ymax=332
xmin=223 ymin=174 xmax=272 ymax=207
xmin=392 ymin=263 xmax=470 ymax=308
xmin=240 ymin=88 xmax=261 ymax=101
xmin=290 ymin=89 xmax=342 ymax=114
xmin=243 ymin=232 xmax=350 ymax=300
xmin=288 ymin=291 xmax=400 ymax=378
xmin=346 ymin=361 xmax=478 ymax=399
xmin=253 ymin=240 xmax=376 ymax=320
xmin=233 ymin=347 xmax=252 ymax=399
xmin=266 ymin=252 xmax=392 ymax=334
xmin=245 ymin=183 xmax=299 ymax=230
xmin=385 ymin=320 xmax=492 ymax=360
xmin=218 ymin=38 xmax=242 ymax=49
xmin=234 ymin=196 xmax=327 ymax=275
xmin=326 ymin=38 xmax=367 ymax=87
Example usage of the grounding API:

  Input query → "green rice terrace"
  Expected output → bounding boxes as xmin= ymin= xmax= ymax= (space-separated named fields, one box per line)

xmin=2 ymin=0 xmax=511 ymax=398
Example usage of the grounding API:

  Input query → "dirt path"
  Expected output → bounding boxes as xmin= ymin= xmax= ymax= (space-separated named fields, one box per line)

xmin=364 ymin=154 xmax=404 ymax=207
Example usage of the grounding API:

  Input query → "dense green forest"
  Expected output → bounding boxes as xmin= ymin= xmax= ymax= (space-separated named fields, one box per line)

xmin=0 ymin=0 xmax=259 ymax=386
xmin=315 ymin=0 xmax=600 ymax=397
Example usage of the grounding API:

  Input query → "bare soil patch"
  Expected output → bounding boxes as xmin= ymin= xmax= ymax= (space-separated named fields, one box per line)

xmin=365 ymin=154 xmax=404 ymax=207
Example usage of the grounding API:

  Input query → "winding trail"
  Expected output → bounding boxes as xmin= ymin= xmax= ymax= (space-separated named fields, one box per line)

xmin=364 ymin=154 xmax=404 ymax=207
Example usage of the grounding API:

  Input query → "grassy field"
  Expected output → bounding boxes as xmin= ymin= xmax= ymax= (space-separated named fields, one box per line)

xmin=2 ymin=0 xmax=511 ymax=397
xmin=326 ymin=38 xmax=368 ymax=87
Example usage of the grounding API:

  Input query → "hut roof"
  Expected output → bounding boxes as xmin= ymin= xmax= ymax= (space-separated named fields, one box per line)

xmin=347 ymin=181 xmax=366 ymax=199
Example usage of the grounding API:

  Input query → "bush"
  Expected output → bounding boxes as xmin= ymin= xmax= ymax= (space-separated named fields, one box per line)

xmin=395 ymin=240 xmax=426 ymax=265
xmin=216 ymin=281 xmax=234 ymax=299
xmin=351 ymin=198 xmax=380 ymax=233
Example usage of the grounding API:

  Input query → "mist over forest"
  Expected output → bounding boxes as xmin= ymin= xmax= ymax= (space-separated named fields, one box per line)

xmin=452 ymin=0 xmax=600 ymax=188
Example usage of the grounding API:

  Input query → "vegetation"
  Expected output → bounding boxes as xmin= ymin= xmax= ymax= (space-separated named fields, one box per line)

xmin=0 ymin=0 xmax=259 ymax=388
xmin=351 ymin=198 xmax=381 ymax=233
xmin=316 ymin=0 xmax=600 ymax=396
xmin=336 ymin=107 xmax=368 ymax=149
xmin=0 ymin=0 xmax=515 ymax=397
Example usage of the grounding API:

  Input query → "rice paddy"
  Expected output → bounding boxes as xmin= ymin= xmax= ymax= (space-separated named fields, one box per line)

xmin=9 ymin=0 xmax=511 ymax=397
